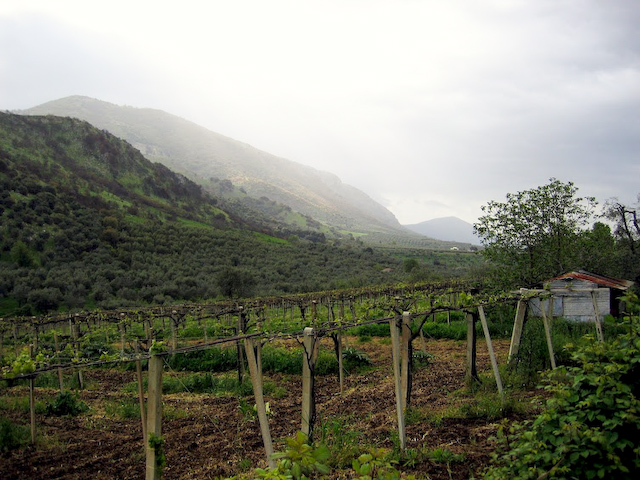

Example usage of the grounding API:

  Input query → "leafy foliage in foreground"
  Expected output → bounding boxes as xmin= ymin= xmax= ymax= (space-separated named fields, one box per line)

xmin=484 ymin=294 xmax=640 ymax=479
xmin=228 ymin=432 xmax=420 ymax=480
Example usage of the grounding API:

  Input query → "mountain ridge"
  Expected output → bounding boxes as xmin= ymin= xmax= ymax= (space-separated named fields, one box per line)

xmin=0 ymin=111 xmax=407 ymax=315
xmin=404 ymin=216 xmax=481 ymax=245
xmin=22 ymin=96 xmax=402 ymax=235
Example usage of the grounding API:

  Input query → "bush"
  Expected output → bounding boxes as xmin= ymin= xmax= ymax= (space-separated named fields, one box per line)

xmin=484 ymin=293 xmax=640 ymax=479
xmin=0 ymin=416 xmax=30 ymax=452
xmin=45 ymin=391 xmax=88 ymax=416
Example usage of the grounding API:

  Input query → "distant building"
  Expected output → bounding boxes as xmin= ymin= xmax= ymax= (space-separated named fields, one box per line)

xmin=529 ymin=271 xmax=634 ymax=322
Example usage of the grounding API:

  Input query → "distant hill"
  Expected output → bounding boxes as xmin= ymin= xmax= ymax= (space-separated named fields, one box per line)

xmin=22 ymin=96 xmax=402 ymax=235
xmin=0 ymin=112 xmax=405 ymax=315
xmin=404 ymin=217 xmax=481 ymax=245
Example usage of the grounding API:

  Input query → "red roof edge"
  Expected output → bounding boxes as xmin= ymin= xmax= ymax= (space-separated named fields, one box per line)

xmin=547 ymin=270 xmax=634 ymax=290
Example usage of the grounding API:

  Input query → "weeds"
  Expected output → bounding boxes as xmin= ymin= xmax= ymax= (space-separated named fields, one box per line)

xmin=45 ymin=391 xmax=88 ymax=416
xmin=0 ymin=416 xmax=30 ymax=452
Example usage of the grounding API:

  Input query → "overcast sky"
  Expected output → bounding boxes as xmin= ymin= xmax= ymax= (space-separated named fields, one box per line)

xmin=1 ymin=1 xmax=639 ymax=225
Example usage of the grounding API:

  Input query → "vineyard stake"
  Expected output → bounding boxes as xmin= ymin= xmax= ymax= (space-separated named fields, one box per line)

xmin=337 ymin=332 xmax=344 ymax=393
xmin=591 ymin=291 xmax=605 ymax=342
xmin=401 ymin=312 xmax=411 ymax=410
xmin=540 ymin=302 xmax=557 ymax=369
xmin=71 ymin=322 xmax=84 ymax=390
xmin=508 ymin=298 xmax=528 ymax=363
xmin=29 ymin=344 xmax=36 ymax=444
xmin=54 ymin=331 xmax=64 ymax=391
xmin=145 ymin=354 xmax=163 ymax=480
xmin=301 ymin=327 xmax=317 ymax=438
xmin=465 ymin=311 xmax=479 ymax=384
xmin=389 ymin=316 xmax=406 ymax=450
xmin=170 ymin=317 xmax=178 ymax=351
xmin=477 ymin=306 xmax=504 ymax=398
xmin=244 ymin=337 xmax=275 ymax=469
xmin=29 ymin=376 xmax=36 ymax=444
xmin=135 ymin=342 xmax=148 ymax=445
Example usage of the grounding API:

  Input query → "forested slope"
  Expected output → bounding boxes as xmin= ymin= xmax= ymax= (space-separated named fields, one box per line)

xmin=0 ymin=113 xmax=403 ymax=316
xmin=23 ymin=96 xmax=402 ymax=234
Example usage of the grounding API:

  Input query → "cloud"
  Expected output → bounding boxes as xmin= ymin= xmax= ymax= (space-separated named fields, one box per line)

xmin=1 ymin=1 xmax=639 ymax=225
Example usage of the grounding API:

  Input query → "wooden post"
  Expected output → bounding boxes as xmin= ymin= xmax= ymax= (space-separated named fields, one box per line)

xmin=244 ymin=337 xmax=276 ymax=469
xmin=337 ymin=332 xmax=344 ymax=394
xmin=401 ymin=312 xmax=411 ymax=411
xmin=135 ymin=342 xmax=148 ymax=445
xmin=478 ymin=306 xmax=504 ymax=398
xmin=202 ymin=318 xmax=208 ymax=343
xmin=13 ymin=323 xmax=19 ymax=352
xmin=54 ymin=332 xmax=64 ymax=391
xmin=591 ymin=291 xmax=605 ymax=342
xmin=301 ymin=327 xmax=317 ymax=438
xmin=539 ymin=303 xmax=556 ymax=369
xmin=171 ymin=318 xmax=178 ymax=351
xmin=71 ymin=323 xmax=84 ymax=390
xmin=119 ymin=323 xmax=126 ymax=356
xmin=389 ymin=317 xmax=406 ymax=450
xmin=32 ymin=326 xmax=38 ymax=352
xmin=508 ymin=299 xmax=528 ymax=362
xmin=29 ymin=376 xmax=36 ymax=444
xmin=146 ymin=354 xmax=164 ymax=480
xmin=236 ymin=312 xmax=246 ymax=383
xmin=465 ymin=311 xmax=479 ymax=384
xmin=29 ymin=344 xmax=36 ymax=444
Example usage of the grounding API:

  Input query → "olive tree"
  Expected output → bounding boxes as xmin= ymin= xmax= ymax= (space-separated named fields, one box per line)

xmin=473 ymin=178 xmax=597 ymax=287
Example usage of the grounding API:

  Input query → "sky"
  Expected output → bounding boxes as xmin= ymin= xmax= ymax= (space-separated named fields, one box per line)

xmin=1 ymin=0 xmax=639 ymax=225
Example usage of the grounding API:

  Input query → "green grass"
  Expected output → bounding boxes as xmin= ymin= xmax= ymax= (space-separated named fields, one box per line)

xmin=253 ymin=232 xmax=289 ymax=244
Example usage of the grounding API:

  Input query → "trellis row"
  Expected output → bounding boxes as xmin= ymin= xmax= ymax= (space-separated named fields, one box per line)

xmin=0 ymin=279 xmax=478 ymax=341
xmin=2 ymin=288 xmax=592 ymax=479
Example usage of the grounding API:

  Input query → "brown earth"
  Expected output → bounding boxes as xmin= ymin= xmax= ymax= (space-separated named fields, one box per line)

xmin=0 ymin=337 xmax=542 ymax=479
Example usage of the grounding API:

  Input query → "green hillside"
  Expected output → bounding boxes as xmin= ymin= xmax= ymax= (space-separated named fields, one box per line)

xmin=0 ymin=112 xmax=407 ymax=315
xmin=22 ymin=96 xmax=403 ymax=235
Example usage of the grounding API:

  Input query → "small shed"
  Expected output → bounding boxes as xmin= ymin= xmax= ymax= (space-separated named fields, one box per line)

xmin=529 ymin=271 xmax=634 ymax=322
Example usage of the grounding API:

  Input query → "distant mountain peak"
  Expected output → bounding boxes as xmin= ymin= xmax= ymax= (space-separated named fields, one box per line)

xmin=404 ymin=216 xmax=480 ymax=245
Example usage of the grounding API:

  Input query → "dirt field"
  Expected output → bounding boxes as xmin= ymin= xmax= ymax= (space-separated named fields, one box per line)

xmin=1 ymin=337 xmax=540 ymax=479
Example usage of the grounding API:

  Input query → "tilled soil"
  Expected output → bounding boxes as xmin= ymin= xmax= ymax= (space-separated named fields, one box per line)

xmin=1 ymin=338 xmax=540 ymax=479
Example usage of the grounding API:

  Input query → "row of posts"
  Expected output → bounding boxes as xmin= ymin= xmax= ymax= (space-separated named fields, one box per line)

xmin=17 ymin=296 xmax=566 ymax=480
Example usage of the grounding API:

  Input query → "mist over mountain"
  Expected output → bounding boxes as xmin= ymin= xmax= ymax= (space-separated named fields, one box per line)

xmin=404 ymin=217 xmax=481 ymax=245
xmin=22 ymin=96 xmax=402 ymax=235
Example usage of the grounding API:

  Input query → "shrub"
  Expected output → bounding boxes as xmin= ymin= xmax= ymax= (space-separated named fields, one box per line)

xmin=343 ymin=347 xmax=373 ymax=372
xmin=484 ymin=293 xmax=640 ymax=480
xmin=0 ymin=416 xmax=30 ymax=452
xmin=45 ymin=391 xmax=88 ymax=416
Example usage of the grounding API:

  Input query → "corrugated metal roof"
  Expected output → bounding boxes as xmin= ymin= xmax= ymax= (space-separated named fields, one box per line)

xmin=547 ymin=270 xmax=634 ymax=290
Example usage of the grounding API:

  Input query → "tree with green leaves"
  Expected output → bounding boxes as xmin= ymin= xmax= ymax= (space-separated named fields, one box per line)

xmin=604 ymin=196 xmax=640 ymax=284
xmin=473 ymin=179 xmax=597 ymax=287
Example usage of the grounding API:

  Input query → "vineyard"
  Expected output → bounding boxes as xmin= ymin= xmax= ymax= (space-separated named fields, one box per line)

xmin=0 ymin=281 xmax=615 ymax=479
